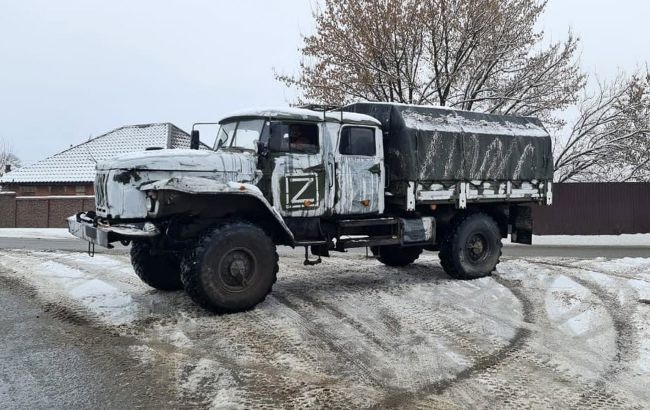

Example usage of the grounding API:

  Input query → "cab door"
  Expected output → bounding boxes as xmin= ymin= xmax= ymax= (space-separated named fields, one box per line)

xmin=334 ymin=125 xmax=384 ymax=215
xmin=269 ymin=121 xmax=328 ymax=217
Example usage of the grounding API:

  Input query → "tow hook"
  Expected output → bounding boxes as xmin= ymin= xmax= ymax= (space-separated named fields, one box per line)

xmin=303 ymin=246 xmax=322 ymax=266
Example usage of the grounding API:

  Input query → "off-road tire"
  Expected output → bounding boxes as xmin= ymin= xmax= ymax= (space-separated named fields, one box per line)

xmin=371 ymin=245 xmax=423 ymax=267
xmin=438 ymin=213 xmax=502 ymax=280
xmin=130 ymin=241 xmax=183 ymax=291
xmin=180 ymin=221 xmax=279 ymax=313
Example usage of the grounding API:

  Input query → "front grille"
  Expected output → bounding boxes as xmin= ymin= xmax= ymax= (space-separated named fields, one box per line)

xmin=95 ymin=172 xmax=108 ymax=209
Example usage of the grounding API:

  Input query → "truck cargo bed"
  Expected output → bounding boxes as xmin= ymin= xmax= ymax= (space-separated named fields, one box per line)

xmin=345 ymin=102 xmax=553 ymax=208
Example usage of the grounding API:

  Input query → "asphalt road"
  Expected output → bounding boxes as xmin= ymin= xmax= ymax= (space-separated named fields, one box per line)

xmin=0 ymin=274 xmax=178 ymax=409
xmin=1 ymin=237 xmax=649 ymax=259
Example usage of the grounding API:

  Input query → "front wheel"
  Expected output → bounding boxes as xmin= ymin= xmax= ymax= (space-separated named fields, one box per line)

xmin=438 ymin=213 xmax=502 ymax=280
xmin=180 ymin=221 xmax=278 ymax=313
xmin=130 ymin=241 xmax=183 ymax=291
xmin=371 ymin=245 xmax=423 ymax=267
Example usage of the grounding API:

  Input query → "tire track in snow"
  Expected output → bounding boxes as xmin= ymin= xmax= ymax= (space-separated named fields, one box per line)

xmin=375 ymin=275 xmax=534 ymax=408
xmin=532 ymin=259 xmax=650 ymax=285
xmin=292 ymin=282 xmax=512 ymax=393
xmin=529 ymin=261 xmax=638 ymax=369
xmin=485 ymin=260 xmax=642 ymax=409
xmin=524 ymin=259 xmax=643 ymax=405
xmin=240 ymin=257 xmax=527 ymax=406
xmin=272 ymin=293 xmax=389 ymax=390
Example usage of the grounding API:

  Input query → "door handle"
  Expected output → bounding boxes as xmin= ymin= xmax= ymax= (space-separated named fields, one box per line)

xmin=328 ymin=162 xmax=335 ymax=187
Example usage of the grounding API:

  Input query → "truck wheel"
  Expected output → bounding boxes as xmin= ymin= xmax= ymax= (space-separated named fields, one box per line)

xmin=180 ymin=221 xmax=278 ymax=313
xmin=371 ymin=245 xmax=422 ymax=267
xmin=130 ymin=242 xmax=183 ymax=291
xmin=438 ymin=213 xmax=502 ymax=280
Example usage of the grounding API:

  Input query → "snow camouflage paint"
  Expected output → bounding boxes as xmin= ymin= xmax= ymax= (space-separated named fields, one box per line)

xmin=269 ymin=121 xmax=384 ymax=217
xmin=95 ymin=149 xmax=259 ymax=219
xmin=333 ymin=125 xmax=385 ymax=215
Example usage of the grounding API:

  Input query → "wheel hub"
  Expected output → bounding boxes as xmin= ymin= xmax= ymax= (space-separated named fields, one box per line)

xmin=467 ymin=234 xmax=488 ymax=262
xmin=220 ymin=249 xmax=256 ymax=290
xmin=229 ymin=259 xmax=248 ymax=277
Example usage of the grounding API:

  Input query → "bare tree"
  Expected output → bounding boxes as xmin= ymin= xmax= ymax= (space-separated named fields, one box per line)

xmin=554 ymin=70 xmax=650 ymax=182
xmin=280 ymin=0 xmax=649 ymax=182
xmin=279 ymin=0 xmax=584 ymax=128
xmin=0 ymin=140 xmax=21 ymax=177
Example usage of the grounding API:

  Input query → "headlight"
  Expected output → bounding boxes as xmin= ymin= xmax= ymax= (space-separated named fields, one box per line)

xmin=145 ymin=191 xmax=157 ymax=212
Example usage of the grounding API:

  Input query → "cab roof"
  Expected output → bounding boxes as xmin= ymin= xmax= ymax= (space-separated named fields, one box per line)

xmin=218 ymin=107 xmax=381 ymax=127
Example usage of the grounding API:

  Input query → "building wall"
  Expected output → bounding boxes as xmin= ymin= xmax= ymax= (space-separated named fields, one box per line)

xmin=0 ymin=193 xmax=95 ymax=228
xmin=1 ymin=183 xmax=94 ymax=197
xmin=0 ymin=192 xmax=17 ymax=227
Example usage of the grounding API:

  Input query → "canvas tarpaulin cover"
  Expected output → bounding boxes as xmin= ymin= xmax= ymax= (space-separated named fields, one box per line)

xmin=344 ymin=103 xmax=553 ymax=184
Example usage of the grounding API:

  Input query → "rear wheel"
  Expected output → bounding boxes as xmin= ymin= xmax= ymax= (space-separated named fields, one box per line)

xmin=371 ymin=245 xmax=423 ymax=267
xmin=438 ymin=213 xmax=502 ymax=279
xmin=130 ymin=241 xmax=183 ymax=291
xmin=181 ymin=221 xmax=278 ymax=313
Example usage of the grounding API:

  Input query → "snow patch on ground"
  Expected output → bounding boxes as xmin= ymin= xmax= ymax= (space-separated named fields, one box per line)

xmin=506 ymin=234 xmax=650 ymax=247
xmin=36 ymin=260 xmax=138 ymax=325
xmin=178 ymin=358 xmax=243 ymax=409
xmin=0 ymin=228 xmax=75 ymax=240
xmin=0 ymin=251 xmax=140 ymax=325
xmin=129 ymin=345 xmax=157 ymax=364
xmin=640 ymin=340 xmax=650 ymax=374
xmin=629 ymin=279 xmax=650 ymax=300
xmin=581 ymin=257 xmax=650 ymax=274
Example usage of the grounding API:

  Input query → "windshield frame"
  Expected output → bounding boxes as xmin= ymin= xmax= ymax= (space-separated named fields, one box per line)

xmin=214 ymin=118 xmax=266 ymax=152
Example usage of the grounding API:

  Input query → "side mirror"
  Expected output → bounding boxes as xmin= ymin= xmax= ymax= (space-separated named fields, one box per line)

xmin=190 ymin=130 xmax=200 ymax=150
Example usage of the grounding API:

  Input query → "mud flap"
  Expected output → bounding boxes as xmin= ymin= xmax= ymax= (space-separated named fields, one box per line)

xmin=511 ymin=206 xmax=533 ymax=245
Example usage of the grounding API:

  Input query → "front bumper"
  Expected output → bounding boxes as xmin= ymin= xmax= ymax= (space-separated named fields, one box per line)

xmin=67 ymin=213 xmax=160 ymax=248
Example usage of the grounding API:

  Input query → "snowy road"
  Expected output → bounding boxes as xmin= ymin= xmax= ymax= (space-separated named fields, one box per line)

xmin=1 ymin=249 xmax=649 ymax=408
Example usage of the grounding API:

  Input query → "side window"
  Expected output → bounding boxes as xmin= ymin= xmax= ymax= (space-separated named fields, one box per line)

xmin=269 ymin=122 xmax=319 ymax=154
xmin=339 ymin=126 xmax=376 ymax=156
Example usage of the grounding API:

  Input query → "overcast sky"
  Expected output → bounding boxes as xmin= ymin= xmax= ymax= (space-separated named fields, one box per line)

xmin=1 ymin=0 xmax=648 ymax=164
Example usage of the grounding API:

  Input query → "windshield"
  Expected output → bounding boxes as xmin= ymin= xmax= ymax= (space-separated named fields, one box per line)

xmin=214 ymin=119 xmax=265 ymax=151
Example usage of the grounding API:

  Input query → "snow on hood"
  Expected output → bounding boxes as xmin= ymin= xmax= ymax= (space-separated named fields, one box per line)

xmin=96 ymin=149 xmax=257 ymax=173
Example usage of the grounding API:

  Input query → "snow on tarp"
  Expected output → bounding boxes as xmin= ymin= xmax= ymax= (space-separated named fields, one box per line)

xmin=344 ymin=102 xmax=553 ymax=184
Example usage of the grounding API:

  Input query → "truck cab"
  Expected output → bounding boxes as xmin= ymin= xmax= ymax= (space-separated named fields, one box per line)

xmin=216 ymin=108 xmax=386 ymax=219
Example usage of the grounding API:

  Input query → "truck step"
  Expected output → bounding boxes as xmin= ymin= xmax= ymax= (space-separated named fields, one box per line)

xmin=337 ymin=218 xmax=400 ymax=228
xmin=336 ymin=235 xmax=400 ymax=250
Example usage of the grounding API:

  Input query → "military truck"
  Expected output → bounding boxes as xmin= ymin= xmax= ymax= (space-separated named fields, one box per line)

xmin=68 ymin=102 xmax=553 ymax=313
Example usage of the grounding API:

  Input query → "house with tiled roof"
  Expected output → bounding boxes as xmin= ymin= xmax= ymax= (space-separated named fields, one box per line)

xmin=0 ymin=123 xmax=198 ymax=196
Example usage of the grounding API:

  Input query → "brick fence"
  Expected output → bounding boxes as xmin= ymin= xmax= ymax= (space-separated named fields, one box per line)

xmin=2 ymin=183 xmax=650 ymax=233
xmin=0 ymin=192 xmax=95 ymax=228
